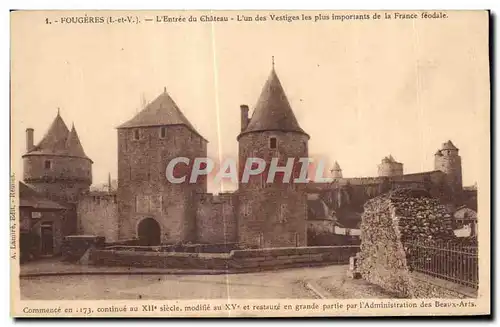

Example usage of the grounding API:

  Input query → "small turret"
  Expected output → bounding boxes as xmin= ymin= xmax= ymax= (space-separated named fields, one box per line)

xmin=434 ymin=140 xmax=462 ymax=191
xmin=331 ymin=161 xmax=343 ymax=178
xmin=377 ymin=155 xmax=403 ymax=177
xmin=22 ymin=110 xmax=92 ymax=203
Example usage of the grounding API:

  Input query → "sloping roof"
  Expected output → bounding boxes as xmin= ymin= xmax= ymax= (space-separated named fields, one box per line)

xmin=442 ymin=140 xmax=458 ymax=150
xmin=117 ymin=89 xmax=206 ymax=140
xmin=332 ymin=161 xmax=341 ymax=171
xmin=307 ymin=194 xmax=334 ymax=221
xmin=19 ymin=181 xmax=67 ymax=210
xmin=239 ymin=68 xmax=308 ymax=138
xmin=23 ymin=112 xmax=92 ymax=161
xmin=65 ymin=124 xmax=88 ymax=158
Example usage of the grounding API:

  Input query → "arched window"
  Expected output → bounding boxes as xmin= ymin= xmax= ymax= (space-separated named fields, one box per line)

xmin=44 ymin=160 xmax=51 ymax=170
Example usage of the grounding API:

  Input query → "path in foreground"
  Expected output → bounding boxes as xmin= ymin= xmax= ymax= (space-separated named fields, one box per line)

xmin=21 ymin=265 xmax=351 ymax=300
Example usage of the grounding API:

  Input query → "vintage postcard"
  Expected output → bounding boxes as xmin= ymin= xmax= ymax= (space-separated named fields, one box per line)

xmin=10 ymin=10 xmax=490 ymax=317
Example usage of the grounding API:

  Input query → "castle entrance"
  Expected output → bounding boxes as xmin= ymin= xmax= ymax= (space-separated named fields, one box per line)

xmin=137 ymin=218 xmax=161 ymax=246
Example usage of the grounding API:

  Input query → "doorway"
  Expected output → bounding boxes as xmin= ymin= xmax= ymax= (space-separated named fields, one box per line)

xmin=137 ymin=218 xmax=161 ymax=246
xmin=40 ymin=222 xmax=54 ymax=255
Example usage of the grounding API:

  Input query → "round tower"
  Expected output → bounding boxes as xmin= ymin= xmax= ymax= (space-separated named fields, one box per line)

xmin=116 ymin=88 xmax=208 ymax=245
xmin=434 ymin=140 xmax=462 ymax=192
xmin=22 ymin=112 xmax=92 ymax=203
xmin=377 ymin=155 xmax=403 ymax=177
xmin=237 ymin=64 xmax=309 ymax=248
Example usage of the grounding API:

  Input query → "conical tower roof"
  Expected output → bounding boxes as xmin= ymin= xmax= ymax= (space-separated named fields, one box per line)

xmin=32 ymin=111 xmax=70 ymax=155
xmin=332 ymin=161 xmax=341 ymax=171
xmin=239 ymin=67 xmax=308 ymax=139
xmin=65 ymin=124 xmax=90 ymax=159
xmin=118 ymin=88 xmax=206 ymax=141
xmin=442 ymin=140 xmax=458 ymax=150
xmin=23 ymin=111 xmax=92 ymax=162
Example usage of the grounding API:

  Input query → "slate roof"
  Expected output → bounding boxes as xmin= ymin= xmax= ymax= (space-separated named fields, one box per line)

xmin=23 ymin=112 xmax=91 ymax=161
xmin=31 ymin=112 xmax=69 ymax=155
xmin=117 ymin=89 xmax=207 ymax=141
xmin=19 ymin=181 xmax=67 ymax=210
xmin=442 ymin=140 xmax=458 ymax=150
xmin=65 ymin=124 xmax=87 ymax=158
xmin=239 ymin=68 xmax=308 ymax=138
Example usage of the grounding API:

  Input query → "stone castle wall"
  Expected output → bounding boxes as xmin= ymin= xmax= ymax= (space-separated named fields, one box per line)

xmin=378 ymin=161 xmax=404 ymax=177
xmin=237 ymin=131 xmax=309 ymax=248
xmin=117 ymin=125 xmax=207 ymax=243
xmin=23 ymin=155 xmax=92 ymax=202
xmin=237 ymin=188 xmax=307 ymax=248
xmin=78 ymin=193 xmax=119 ymax=242
xmin=195 ymin=193 xmax=237 ymax=244
xmin=435 ymin=152 xmax=463 ymax=191
xmin=23 ymin=155 xmax=92 ymax=183
xmin=358 ymin=188 xmax=456 ymax=298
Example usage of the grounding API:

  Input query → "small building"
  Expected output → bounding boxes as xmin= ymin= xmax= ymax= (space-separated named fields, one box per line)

xmin=453 ymin=206 xmax=478 ymax=237
xmin=19 ymin=181 xmax=68 ymax=260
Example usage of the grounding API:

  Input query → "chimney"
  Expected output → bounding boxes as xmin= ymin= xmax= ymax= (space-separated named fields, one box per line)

xmin=26 ymin=128 xmax=34 ymax=152
xmin=240 ymin=105 xmax=249 ymax=132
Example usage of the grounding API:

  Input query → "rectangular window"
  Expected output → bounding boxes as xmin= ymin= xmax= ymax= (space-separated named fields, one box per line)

xmin=31 ymin=212 xmax=42 ymax=219
xmin=160 ymin=127 xmax=167 ymax=138
xmin=279 ymin=204 xmax=287 ymax=223
xmin=295 ymin=232 xmax=299 ymax=247
xmin=269 ymin=137 xmax=277 ymax=149
xmin=133 ymin=129 xmax=140 ymax=140
xmin=44 ymin=160 xmax=51 ymax=169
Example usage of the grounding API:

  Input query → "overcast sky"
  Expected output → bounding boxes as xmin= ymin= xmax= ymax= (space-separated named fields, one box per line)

xmin=11 ymin=11 xmax=489 ymax=192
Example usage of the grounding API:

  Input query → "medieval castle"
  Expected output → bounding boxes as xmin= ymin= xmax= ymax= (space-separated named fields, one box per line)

xmin=19 ymin=66 xmax=477 ymax=256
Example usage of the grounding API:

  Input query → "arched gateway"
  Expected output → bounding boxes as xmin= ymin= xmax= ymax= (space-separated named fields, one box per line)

xmin=137 ymin=218 xmax=161 ymax=246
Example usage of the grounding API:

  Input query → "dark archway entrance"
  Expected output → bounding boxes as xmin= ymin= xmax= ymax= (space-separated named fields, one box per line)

xmin=137 ymin=218 xmax=161 ymax=246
